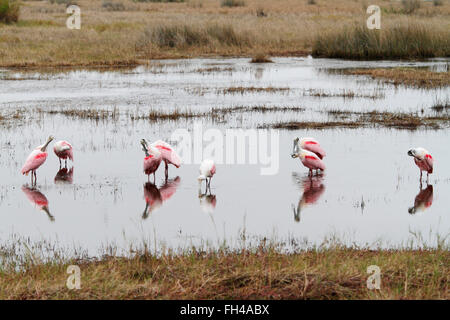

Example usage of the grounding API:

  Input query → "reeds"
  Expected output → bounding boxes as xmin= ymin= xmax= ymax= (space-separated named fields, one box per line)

xmin=0 ymin=0 xmax=19 ymax=24
xmin=313 ymin=22 xmax=450 ymax=59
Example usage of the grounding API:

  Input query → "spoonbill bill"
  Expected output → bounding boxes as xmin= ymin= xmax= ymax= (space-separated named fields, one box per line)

xmin=151 ymin=140 xmax=181 ymax=178
xmin=54 ymin=140 xmax=73 ymax=167
xmin=407 ymin=147 xmax=433 ymax=182
xmin=141 ymin=139 xmax=162 ymax=183
xmin=198 ymin=159 xmax=216 ymax=192
xmin=21 ymin=136 xmax=54 ymax=185
xmin=291 ymin=139 xmax=325 ymax=176
xmin=293 ymin=137 xmax=326 ymax=159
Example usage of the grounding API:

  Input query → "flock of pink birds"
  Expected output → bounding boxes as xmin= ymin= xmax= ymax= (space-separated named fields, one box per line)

xmin=21 ymin=136 xmax=434 ymax=188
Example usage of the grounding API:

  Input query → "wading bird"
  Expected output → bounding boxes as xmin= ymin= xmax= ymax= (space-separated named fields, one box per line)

xmin=151 ymin=140 xmax=181 ymax=179
xmin=141 ymin=139 xmax=162 ymax=183
xmin=293 ymin=137 xmax=326 ymax=159
xmin=54 ymin=140 xmax=73 ymax=167
xmin=407 ymin=147 xmax=434 ymax=182
xmin=198 ymin=159 xmax=216 ymax=193
xmin=21 ymin=136 xmax=54 ymax=186
xmin=291 ymin=139 xmax=325 ymax=176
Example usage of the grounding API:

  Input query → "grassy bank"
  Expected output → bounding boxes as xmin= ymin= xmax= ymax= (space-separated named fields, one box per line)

xmin=0 ymin=246 xmax=448 ymax=299
xmin=0 ymin=0 xmax=449 ymax=67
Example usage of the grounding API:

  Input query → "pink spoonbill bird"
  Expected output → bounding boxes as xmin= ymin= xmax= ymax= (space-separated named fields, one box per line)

xmin=150 ymin=140 xmax=181 ymax=179
xmin=21 ymin=185 xmax=54 ymax=221
xmin=291 ymin=139 xmax=325 ymax=176
xmin=141 ymin=139 xmax=162 ymax=183
xmin=21 ymin=136 xmax=54 ymax=186
xmin=293 ymin=137 xmax=326 ymax=159
xmin=198 ymin=159 xmax=216 ymax=193
xmin=407 ymin=147 xmax=433 ymax=182
xmin=54 ymin=140 xmax=73 ymax=167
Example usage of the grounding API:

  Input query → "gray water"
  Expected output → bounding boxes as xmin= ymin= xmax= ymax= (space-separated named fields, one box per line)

xmin=0 ymin=57 xmax=449 ymax=257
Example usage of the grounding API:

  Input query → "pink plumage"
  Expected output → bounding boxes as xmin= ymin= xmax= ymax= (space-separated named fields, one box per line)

xmin=144 ymin=153 xmax=162 ymax=176
xmin=300 ymin=151 xmax=326 ymax=171
xmin=151 ymin=140 xmax=181 ymax=168
xmin=300 ymin=138 xmax=326 ymax=160
xmin=21 ymin=149 xmax=48 ymax=175
xmin=54 ymin=140 xmax=74 ymax=162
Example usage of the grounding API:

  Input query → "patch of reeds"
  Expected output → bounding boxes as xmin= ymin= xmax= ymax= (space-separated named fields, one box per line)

xmin=139 ymin=23 xmax=251 ymax=50
xmin=0 ymin=0 xmax=19 ymax=24
xmin=219 ymin=87 xmax=289 ymax=94
xmin=250 ymin=53 xmax=273 ymax=63
xmin=313 ymin=23 xmax=450 ymax=59
xmin=36 ymin=108 xmax=119 ymax=121
xmin=346 ymin=68 xmax=450 ymax=89
xmin=262 ymin=110 xmax=450 ymax=130
xmin=221 ymin=0 xmax=246 ymax=8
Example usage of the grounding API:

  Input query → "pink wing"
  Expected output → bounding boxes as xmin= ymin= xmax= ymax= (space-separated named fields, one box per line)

xmin=21 ymin=150 xmax=48 ymax=175
xmin=302 ymin=155 xmax=326 ymax=171
xmin=424 ymin=154 xmax=433 ymax=173
xmin=303 ymin=141 xmax=326 ymax=159
xmin=153 ymin=140 xmax=181 ymax=168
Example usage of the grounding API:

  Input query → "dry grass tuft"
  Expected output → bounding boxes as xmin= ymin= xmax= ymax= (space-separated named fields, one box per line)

xmin=250 ymin=53 xmax=273 ymax=63
xmin=0 ymin=0 xmax=19 ymax=23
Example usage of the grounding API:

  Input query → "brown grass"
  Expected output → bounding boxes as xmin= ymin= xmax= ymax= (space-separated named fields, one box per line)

xmin=1 ymin=0 xmax=449 ymax=67
xmin=263 ymin=111 xmax=450 ymax=130
xmin=0 ymin=246 xmax=447 ymax=299
xmin=346 ymin=68 xmax=450 ymax=89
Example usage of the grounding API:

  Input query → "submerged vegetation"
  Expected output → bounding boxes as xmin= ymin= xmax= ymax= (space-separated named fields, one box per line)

xmin=346 ymin=68 xmax=450 ymax=89
xmin=263 ymin=111 xmax=450 ymax=130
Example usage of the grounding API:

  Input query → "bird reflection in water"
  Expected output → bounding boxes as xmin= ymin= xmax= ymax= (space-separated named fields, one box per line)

xmin=21 ymin=185 xmax=54 ymax=221
xmin=291 ymin=173 xmax=325 ymax=222
xmin=54 ymin=167 xmax=74 ymax=184
xmin=408 ymin=183 xmax=433 ymax=215
xmin=142 ymin=177 xmax=180 ymax=219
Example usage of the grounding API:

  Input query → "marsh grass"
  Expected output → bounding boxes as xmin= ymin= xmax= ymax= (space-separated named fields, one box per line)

xmin=264 ymin=110 xmax=450 ymax=130
xmin=220 ymin=86 xmax=289 ymax=94
xmin=313 ymin=23 xmax=450 ymax=59
xmin=37 ymin=107 xmax=119 ymax=121
xmin=221 ymin=0 xmax=246 ymax=8
xmin=250 ymin=53 xmax=273 ymax=63
xmin=0 ymin=240 xmax=447 ymax=299
xmin=0 ymin=0 xmax=19 ymax=23
xmin=346 ymin=68 xmax=450 ymax=88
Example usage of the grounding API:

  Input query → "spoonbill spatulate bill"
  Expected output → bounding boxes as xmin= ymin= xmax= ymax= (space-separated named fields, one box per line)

xmin=141 ymin=139 xmax=162 ymax=183
xmin=291 ymin=138 xmax=326 ymax=176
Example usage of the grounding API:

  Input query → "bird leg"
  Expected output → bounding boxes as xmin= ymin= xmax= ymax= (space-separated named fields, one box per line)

xmin=59 ymin=159 xmax=62 ymax=168
xmin=65 ymin=159 xmax=68 ymax=168
xmin=165 ymin=162 xmax=168 ymax=179
xmin=153 ymin=172 xmax=156 ymax=184
xmin=426 ymin=172 xmax=429 ymax=184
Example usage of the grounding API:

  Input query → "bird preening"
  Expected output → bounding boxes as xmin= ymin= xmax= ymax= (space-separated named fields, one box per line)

xmin=21 ymin=135 xmax=54 ymax=186
xmin=198 ymin=158 xmax=216 ymax=195
xmin=407 ymin=147 xmax=434 ymax=183
xmin=291 ymin=137 xmax=326 ymax=176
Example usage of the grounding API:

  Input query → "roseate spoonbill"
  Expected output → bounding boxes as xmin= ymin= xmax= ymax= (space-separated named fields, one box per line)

xmin=198 ymin=159 xmax=216 ymax=192
xmin=21 ymin=136 xmax=54 ymax=185
xmin=54 ymin=167 xmax=74 ymax=184
xmin=150 ymin=140 xmax=181 ymax=179
xmin=407 ymin=147 xmax=433 ymax=182
xmin=292 ymin=173 xmax=325 ymax=222
xmin=291 ymin=140 xmax=325 ymax=176
xmin=141 ymin=139 xmax=162 ymax=183
xmin=293 ymin=137 xmax=326 ymax=159
xmin=21 ymin=185 xmax=54 ymax=221
xmin=408 ymin=183 xmax=433 ymax=215
xmin=54 ymin=140 xmax=73 ymax=167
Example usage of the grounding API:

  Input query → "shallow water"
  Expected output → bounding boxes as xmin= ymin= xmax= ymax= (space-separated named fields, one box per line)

xmin=0 ymin=58 xmax=449 ymax=257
